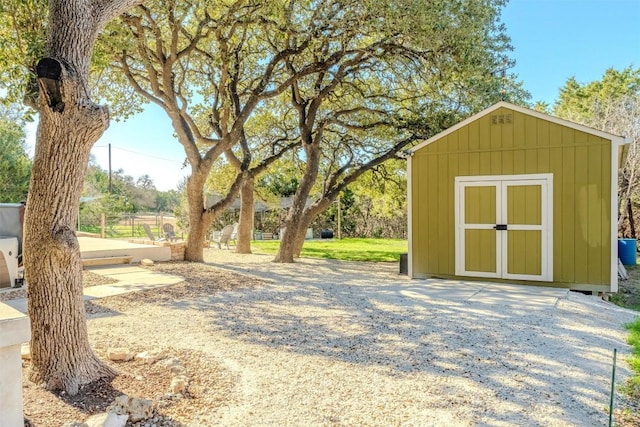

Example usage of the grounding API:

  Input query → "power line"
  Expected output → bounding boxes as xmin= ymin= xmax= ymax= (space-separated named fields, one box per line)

xmin=92 ymin=144 xmax=184 ymax=164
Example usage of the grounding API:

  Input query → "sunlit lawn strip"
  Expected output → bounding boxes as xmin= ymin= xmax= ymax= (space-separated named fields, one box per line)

xmin=625 ymin=318 xmax=640 ymax=396
xmin=251 ymin=238 xmax=407 ymax=262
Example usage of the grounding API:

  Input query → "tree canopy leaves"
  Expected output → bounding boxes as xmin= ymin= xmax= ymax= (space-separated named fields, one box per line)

xmin=0 ymin=105 xmax=31 ymax=202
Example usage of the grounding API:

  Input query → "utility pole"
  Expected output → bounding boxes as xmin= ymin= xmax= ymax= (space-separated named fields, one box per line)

xmin=108 ymin=143 xmax=112 ymax=195
xmin=337 ymin=196 xmax=342 ymax=239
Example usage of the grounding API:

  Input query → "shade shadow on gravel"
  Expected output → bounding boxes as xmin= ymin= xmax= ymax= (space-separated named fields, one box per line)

xmin=186 ymin=256 xmax=635 ymax=426
xmin=90 ymin=255 xmax=637 ymax=426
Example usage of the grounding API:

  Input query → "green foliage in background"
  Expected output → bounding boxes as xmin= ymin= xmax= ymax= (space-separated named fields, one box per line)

xmin=0 ymin=107 xmax=31 ymax=202
xmin=78 ymin=159 xmax=182 ymax=232
xmin=553 ymin=66 xmax=640 ymax=123
xmin=0 ymin=0 xmax=47 ymax=110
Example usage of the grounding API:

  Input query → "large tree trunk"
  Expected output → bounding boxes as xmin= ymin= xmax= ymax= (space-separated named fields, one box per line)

xmin=292 ymin=202 xmax=330 ymax=256
xmin=183 ymin=166 xmax=246 ymax=260
xmin=24 ymin=0 xmax=140 ymax=395
xmin=291 ymin=217 xmax=311 ymax=257
xmin=274 ymin=146 xmax=321 ymax=262
xmin=236 ymin=176 xmax=254 ymax=254
xmin=184 ymin=172 xmax=211 ymax=262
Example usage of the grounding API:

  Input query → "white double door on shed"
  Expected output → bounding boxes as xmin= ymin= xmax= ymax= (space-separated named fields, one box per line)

xmin=454 ymin=174 xmax=553 ymax=282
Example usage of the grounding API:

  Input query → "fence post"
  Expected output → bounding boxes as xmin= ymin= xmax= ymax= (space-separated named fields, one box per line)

xmin=100 ymin=213 xmax=106 ymax=238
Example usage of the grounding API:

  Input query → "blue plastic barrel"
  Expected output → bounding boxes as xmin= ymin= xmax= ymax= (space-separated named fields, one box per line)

xmin=618 ymin=238 xmax=637 ymax=265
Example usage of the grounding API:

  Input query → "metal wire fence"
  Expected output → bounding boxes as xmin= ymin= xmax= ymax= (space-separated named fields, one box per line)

xmin=77 ymin=212 xmax=180 ymax=239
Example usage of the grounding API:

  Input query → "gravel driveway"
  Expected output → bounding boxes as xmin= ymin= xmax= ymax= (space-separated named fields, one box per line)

xmin=88 ymin=251 xmax=638 ymax=426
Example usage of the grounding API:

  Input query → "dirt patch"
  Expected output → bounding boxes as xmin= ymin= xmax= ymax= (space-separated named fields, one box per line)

xmin=22 ymin=348 xmax=234 ymax=426
xmin=613 ymin=264 xmax=640 ymax=309
xmin=20 ymin=264 xmax=255 ymax=426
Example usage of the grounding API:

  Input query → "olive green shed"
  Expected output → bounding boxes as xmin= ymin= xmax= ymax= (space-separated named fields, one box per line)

xmin=407 ymin=102 xmax=628 ymax=292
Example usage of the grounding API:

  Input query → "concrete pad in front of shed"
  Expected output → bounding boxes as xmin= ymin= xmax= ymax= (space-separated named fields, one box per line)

xmin=464 ymin=282 xmax=568 ymax=308
xmin=396 ymin=279 xmax=486 ymax=305
xmin=394 ymin=279 xmax=568 ymax=310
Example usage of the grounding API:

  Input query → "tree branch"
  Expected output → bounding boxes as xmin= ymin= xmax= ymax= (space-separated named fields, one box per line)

xmin=92 ymin=0 xmax=143 ymax=28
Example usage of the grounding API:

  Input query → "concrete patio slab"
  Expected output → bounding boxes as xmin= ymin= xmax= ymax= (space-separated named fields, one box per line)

xmin=4 ymin=265 xmax=184 ymax=314
xmin=79 ymin=237 xmax=170 ymax=262
xmin=84 ymin=265 xmax=183 ymax=298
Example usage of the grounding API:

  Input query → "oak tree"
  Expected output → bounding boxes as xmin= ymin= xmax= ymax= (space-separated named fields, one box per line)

xmin=270 ymin=0 xmax=527 ymax=261
xmin=105 ymin=0 xmax=305 ymax=260
xmin=7 ymin=0 xmax=143 ymax=395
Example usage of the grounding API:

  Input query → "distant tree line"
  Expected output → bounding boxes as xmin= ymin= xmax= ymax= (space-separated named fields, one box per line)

xmin=78 ymin=159 xmax=180 ymax=228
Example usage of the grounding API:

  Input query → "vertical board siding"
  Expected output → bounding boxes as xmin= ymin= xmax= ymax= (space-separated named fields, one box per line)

xmin=438 ymin=153 xmax=450 ymax=273
xmin=466 ymin=229 xmax=496 ymax=272
xmin=466 ymin=186 xmax=496 ymax=224
xmin=508 ymin=230 xmax=542 ymax=276
xmin=507 ymin=185 xmax=541 ymax=225
xmin=412 ymin=107 xmax=612 ymax=286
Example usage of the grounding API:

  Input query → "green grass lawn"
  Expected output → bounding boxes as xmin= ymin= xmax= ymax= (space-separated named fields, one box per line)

xmin=612 ymin=265 xmax=640 ymax=424
xmin=621 ymin=317 xmax=640 ymax=424
xmin=627 ymin=319 xmax=640 ymax=384
xmin=251 ymin=237 xmax=407 ymax=262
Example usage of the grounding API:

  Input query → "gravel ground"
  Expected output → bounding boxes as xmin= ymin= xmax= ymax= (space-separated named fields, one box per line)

xmin=12 ymin=250 xmax=640 ymax=426
xmin=83 ymin=250 xmax=638 ymax=426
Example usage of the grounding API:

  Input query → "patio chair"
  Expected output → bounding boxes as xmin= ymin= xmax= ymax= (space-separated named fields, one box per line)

xmin=142 ymin=223 xmax=161 ymax=241
xmin=229 ymin=223 xmax=238 ymax=246
xmin=162 ymin=223 xmax=180 ymax=241
xmin=213 ymin=223 xmax=236 ymax=249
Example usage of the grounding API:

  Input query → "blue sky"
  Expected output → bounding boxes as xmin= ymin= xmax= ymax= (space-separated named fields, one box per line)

xmin=26 ymin=0 xmax=640 ymax=191
xmin=503 ymin=0 xmax=639 ymax=105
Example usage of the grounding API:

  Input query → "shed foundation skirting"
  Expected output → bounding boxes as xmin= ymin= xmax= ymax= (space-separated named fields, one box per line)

xmin=412 ymin=272 xmax=610 ymax=293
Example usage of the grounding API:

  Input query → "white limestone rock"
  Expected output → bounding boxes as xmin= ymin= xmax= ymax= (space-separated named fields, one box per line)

xmin=170 ymin=375 xmax=189 ymax=394
xmin=159 ymin=356 xmax=182 ymax=368
xmin=85 ymin=412 xmax=128 ymax=427
xmin=106 ymin=348 xmax=134 ymax=362
xmin=135 ymin=350 xmax=166 ymax=364
xmin=111 ymin=395 xmax=154 ymax=422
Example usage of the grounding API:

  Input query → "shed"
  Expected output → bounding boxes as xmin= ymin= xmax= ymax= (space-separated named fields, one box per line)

xmin=407 ymin=102 xmax=628 ymax=292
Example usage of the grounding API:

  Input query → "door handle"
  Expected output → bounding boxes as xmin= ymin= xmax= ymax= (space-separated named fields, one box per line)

xmin=493 ymin=224 xmax=508 ymax=230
